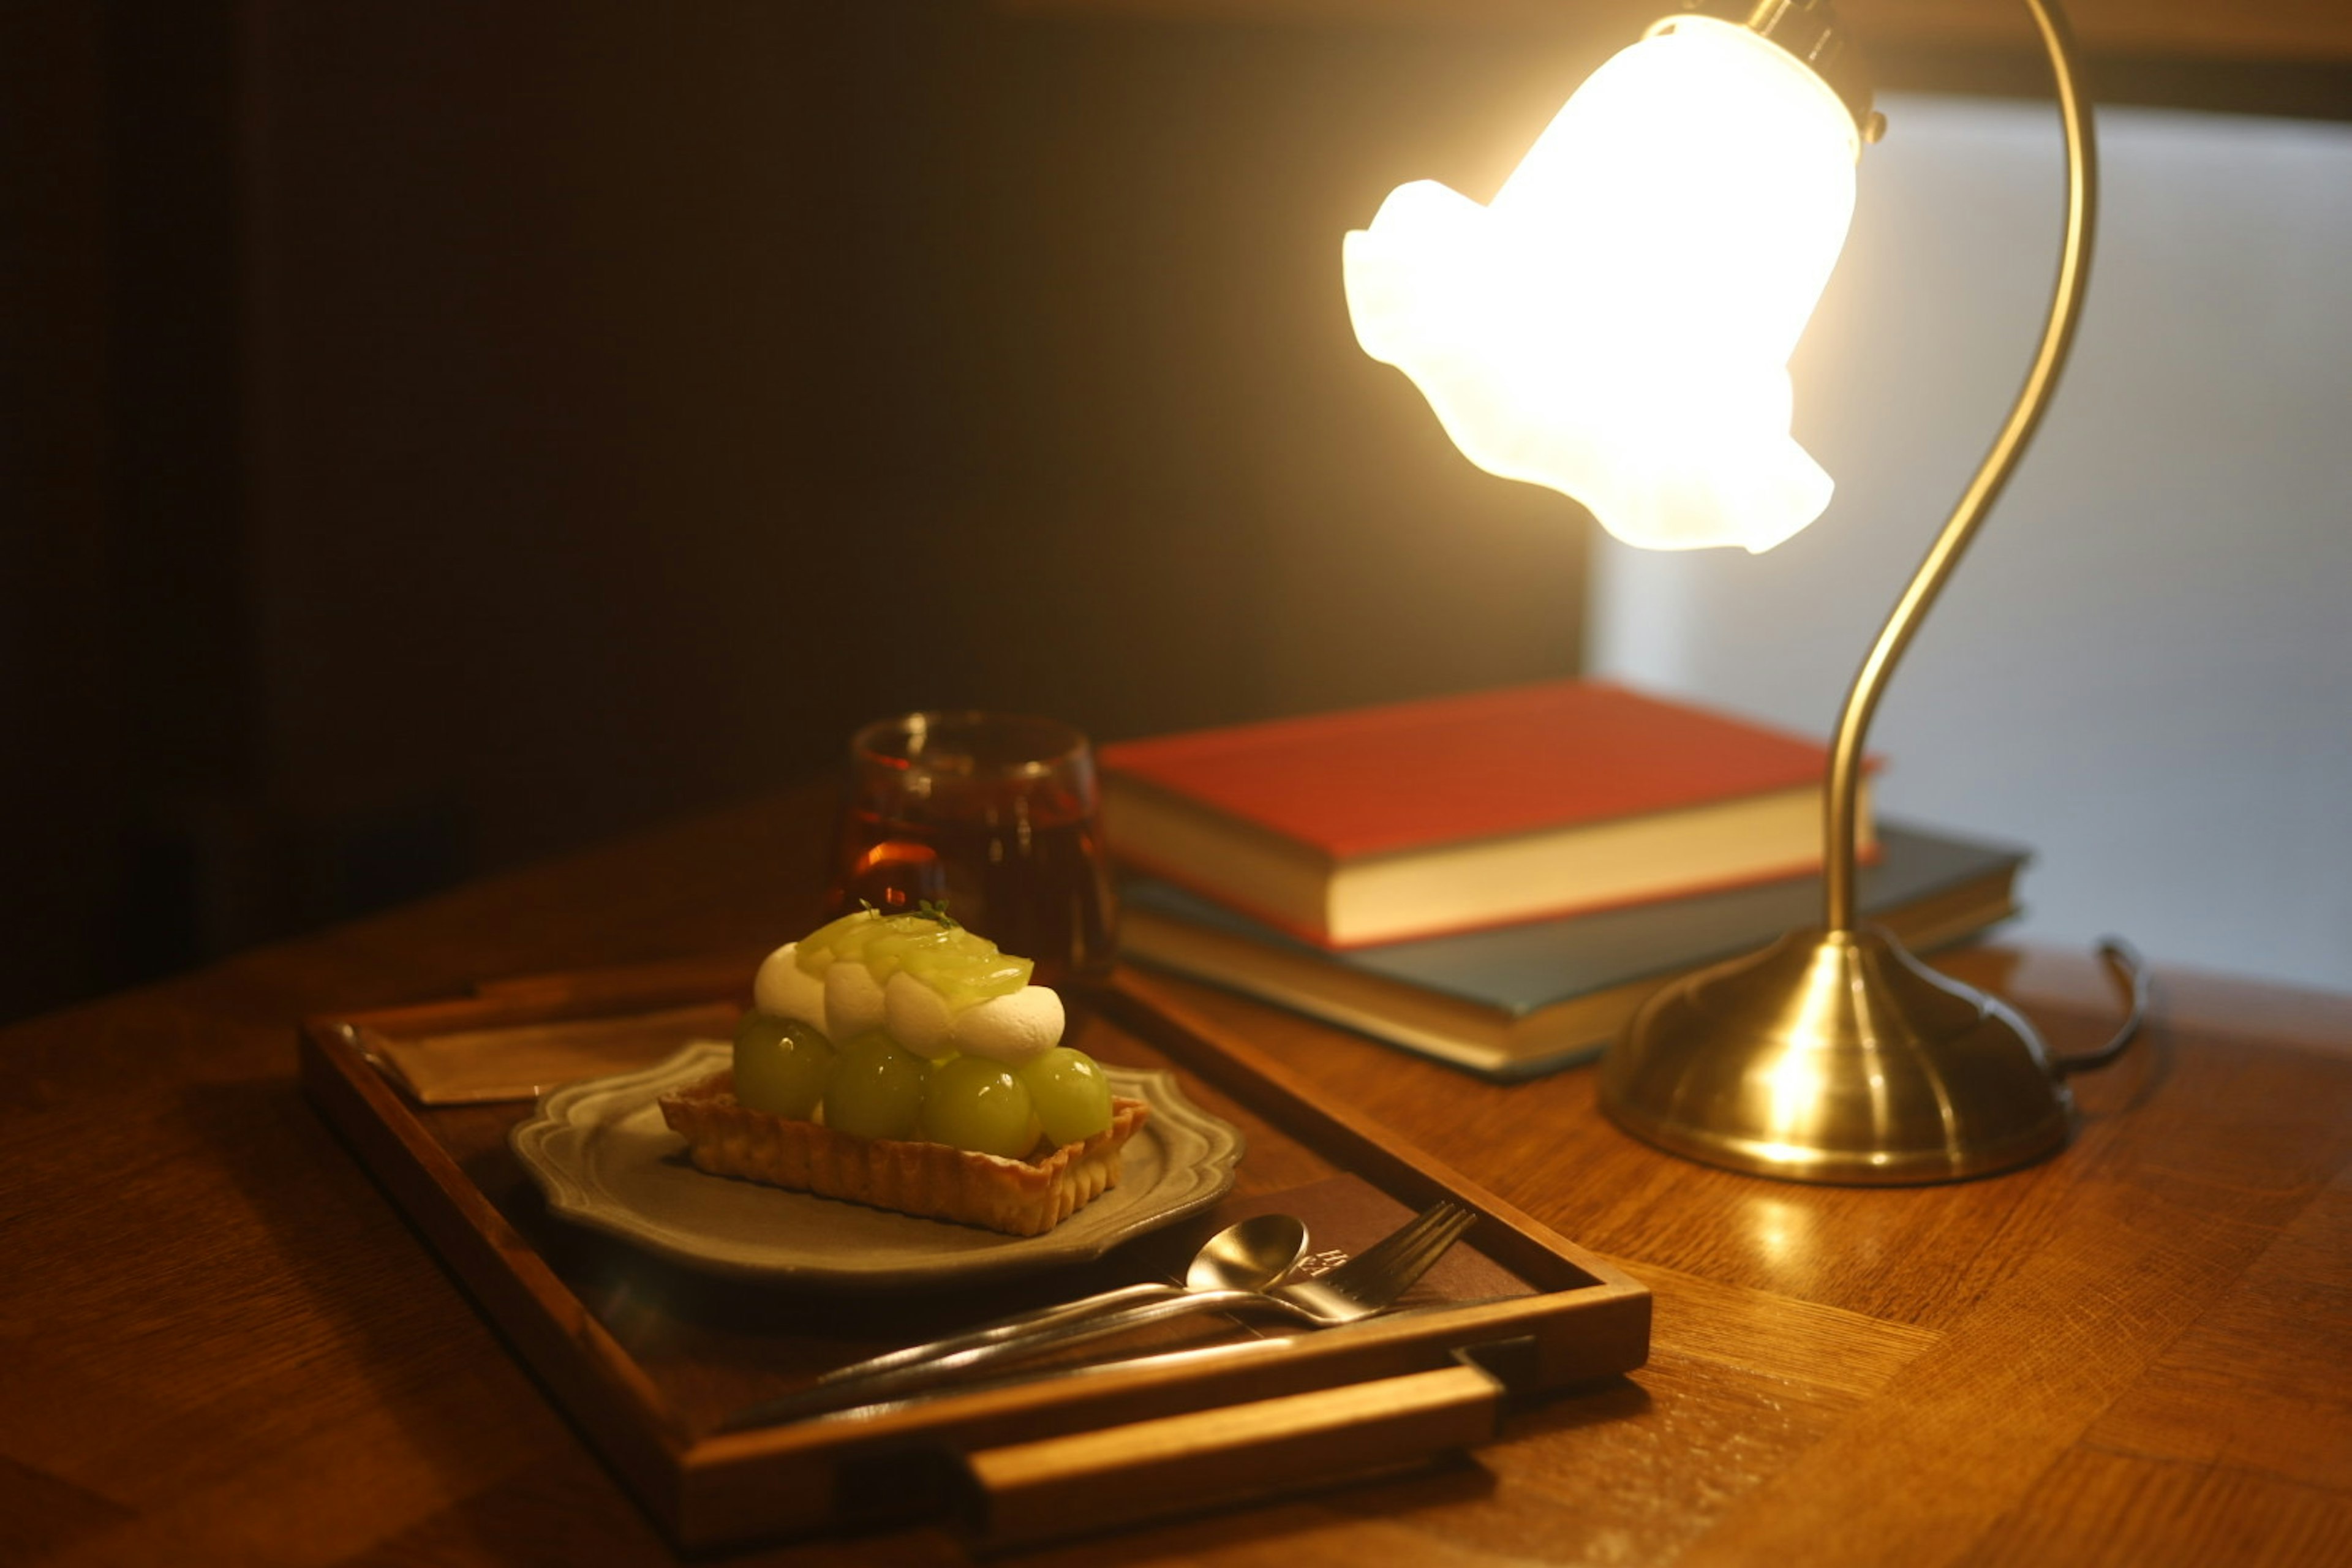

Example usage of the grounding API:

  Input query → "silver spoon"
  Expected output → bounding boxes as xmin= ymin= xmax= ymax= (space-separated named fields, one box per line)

xmin=811 ymin=1212 xmax=1310 ymax=1387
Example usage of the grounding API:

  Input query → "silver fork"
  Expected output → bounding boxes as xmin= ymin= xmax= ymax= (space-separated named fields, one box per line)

xmin=726 ymin=1200 xmax=1477 ymax=1428
xmin=808 ymin=1212 xmax=1309 ymax=1389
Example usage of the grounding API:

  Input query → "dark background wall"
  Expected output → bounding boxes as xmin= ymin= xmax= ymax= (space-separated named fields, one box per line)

xmin=2 ymin=2 xmax=1607 ymax=1022
xmin=16 ymin=2 xmax=2334 ymax=1024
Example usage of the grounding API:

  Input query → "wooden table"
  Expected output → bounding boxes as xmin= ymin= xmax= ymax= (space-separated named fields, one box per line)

xmin=9 ymin=789 xmax=2351 ymax=1566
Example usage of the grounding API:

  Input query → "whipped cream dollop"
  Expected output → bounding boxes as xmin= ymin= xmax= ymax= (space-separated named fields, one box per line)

xmin=752 ymin=942 xmax=827 ymax=1029
xmin=750 ymin=937 xmax=1065 ymax=1066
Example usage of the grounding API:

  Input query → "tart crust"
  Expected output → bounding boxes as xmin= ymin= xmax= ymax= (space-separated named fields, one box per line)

xmin=657 ymin=1069 xmax=1148 ymax=1237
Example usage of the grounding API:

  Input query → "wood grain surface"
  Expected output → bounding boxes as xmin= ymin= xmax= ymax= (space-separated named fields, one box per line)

xmin=7 ymin=785 xmax=2351 ymax=1566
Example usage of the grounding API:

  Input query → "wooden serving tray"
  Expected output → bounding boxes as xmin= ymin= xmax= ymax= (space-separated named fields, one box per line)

xmin=298 ymin=960 xmax=1650 ymax=1552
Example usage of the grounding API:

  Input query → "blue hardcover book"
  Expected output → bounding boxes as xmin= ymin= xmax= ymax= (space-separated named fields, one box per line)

xmin=1117 ymin=821 xmax=2026 ymax=1080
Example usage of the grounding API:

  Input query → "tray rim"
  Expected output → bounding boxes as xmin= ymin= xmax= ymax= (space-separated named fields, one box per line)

xmin=297 ymin=963 xmax=1652 ymax=1551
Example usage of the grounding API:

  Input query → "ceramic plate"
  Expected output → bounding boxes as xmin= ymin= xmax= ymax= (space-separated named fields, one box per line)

xmin=510 ymin=1040 xmax=1244 ymax=1287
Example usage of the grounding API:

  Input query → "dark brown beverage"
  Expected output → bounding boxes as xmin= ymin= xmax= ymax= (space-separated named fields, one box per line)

xmin=827 ymin=713 xmax=1119 ymax=989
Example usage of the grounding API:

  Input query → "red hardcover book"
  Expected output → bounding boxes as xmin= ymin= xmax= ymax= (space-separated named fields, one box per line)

xmin=1099 ymin=679 xmax=1870 ymax=948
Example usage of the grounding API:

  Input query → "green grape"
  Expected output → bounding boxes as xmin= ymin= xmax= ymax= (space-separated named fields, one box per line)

xmin=857 ymin=922 xmax=960 ymax=982
xmin=731 ymin=1011 xmax=835 ymax=1120
xmin=822 ymin=1031 xmax=932 ymax=1141
xmin=799 ymin=911 xmax=957 ymax=980
xmin=919 ymin=1055 xmax=1038 ymax=1158
xmin=901 ymin=938 xmax=1033 ymax=1009
xmin=895 ymin=924 xmax=993 ymax=970
xmin=794 ymin=909 xmax=881 ymax=975
xmin=1017 ymin=1047 xmax=1113 ymax=1146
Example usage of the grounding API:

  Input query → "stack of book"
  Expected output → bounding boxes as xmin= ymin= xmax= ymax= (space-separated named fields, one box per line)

xmin=1101 ymin=680 xmax=2024 ymax=1080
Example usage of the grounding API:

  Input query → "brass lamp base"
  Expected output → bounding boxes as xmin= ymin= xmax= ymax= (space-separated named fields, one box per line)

xmin=1599 ymin=925 xmax=2074 ymax=1183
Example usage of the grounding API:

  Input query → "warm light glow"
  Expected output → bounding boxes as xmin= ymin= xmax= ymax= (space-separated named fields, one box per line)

xmin=1344 ymin=17 xmax=1860 ymax=552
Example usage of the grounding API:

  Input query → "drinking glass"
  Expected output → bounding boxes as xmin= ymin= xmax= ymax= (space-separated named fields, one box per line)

xmin=826 ymin=711 xmax=1118 ymax=989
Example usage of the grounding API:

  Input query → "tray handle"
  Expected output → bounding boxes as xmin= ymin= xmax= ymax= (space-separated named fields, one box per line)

xmin=959 ymin=1360 xmax=1502 ymax=1548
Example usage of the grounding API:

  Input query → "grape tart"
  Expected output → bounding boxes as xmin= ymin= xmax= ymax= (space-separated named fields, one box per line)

xmin=657 ymin=908 xmax=1146 ymax=1236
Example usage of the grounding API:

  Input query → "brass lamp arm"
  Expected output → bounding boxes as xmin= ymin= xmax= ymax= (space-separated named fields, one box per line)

xmin=1823 ymin=0 xmax=2099 ymax=932
xmin=1603 ymin=0 xmax=2126 ymax=1185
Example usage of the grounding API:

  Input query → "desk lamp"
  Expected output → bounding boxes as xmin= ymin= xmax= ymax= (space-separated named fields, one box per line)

xmin=1346 ymin=0 xmax=2131 ymax=1182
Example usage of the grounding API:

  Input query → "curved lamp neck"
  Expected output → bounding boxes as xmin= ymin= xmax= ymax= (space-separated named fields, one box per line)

xmin=1823 ymin=0 xmax=2098 ymax=932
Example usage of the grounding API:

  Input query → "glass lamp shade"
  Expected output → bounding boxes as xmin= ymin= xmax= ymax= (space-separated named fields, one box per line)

xmin=1343 ymin=16 xmax=1861 ymax=552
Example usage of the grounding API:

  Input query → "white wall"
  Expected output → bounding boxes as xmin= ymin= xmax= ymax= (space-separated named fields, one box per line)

xmin=1588 ymin=95 xmax=2352 ymax=995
